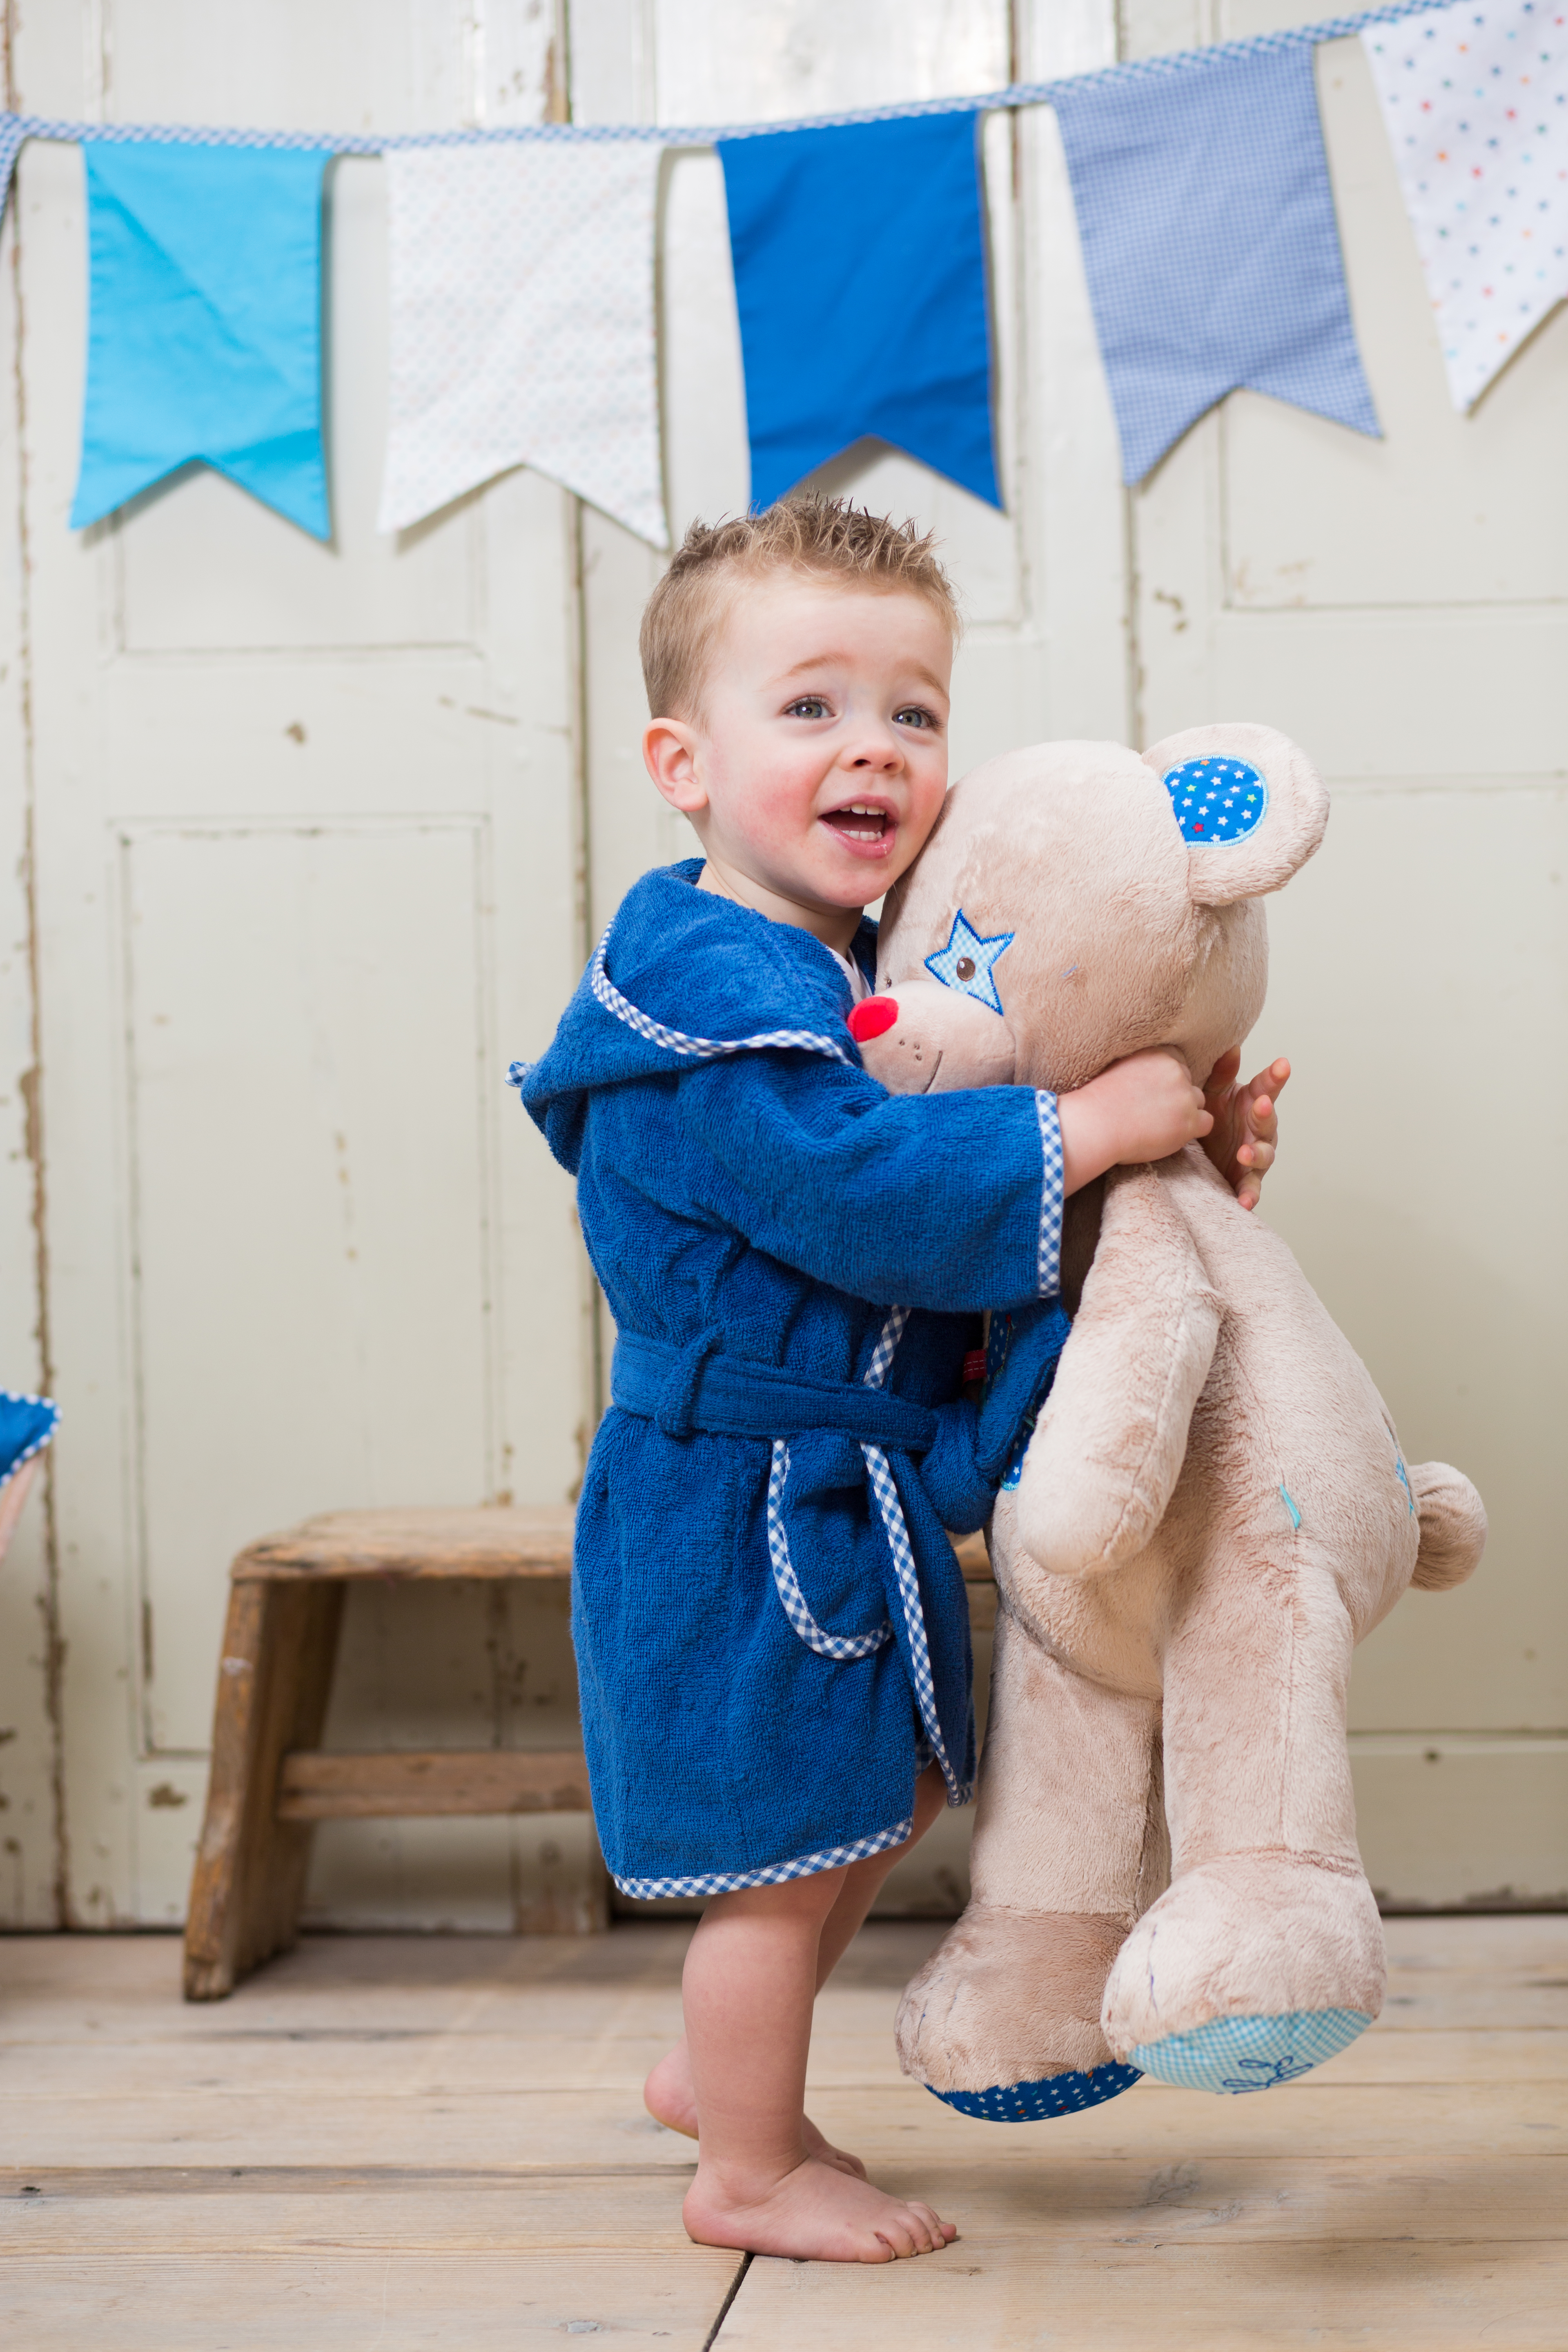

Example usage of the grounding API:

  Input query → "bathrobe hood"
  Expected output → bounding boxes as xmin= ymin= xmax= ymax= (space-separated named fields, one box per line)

xmin=518 ymin=860 xmax=877 ymax=1174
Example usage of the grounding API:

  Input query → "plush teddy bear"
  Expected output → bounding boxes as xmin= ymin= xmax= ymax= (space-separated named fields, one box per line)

xmin=850 ymin=724 xmax=1486 ymax=2115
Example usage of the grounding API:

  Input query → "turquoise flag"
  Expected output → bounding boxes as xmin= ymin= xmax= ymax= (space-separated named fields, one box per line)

xmin=72 ymin=141 xmax=331 ymax=537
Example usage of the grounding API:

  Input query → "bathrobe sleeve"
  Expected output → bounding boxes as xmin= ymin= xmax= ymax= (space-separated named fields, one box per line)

xmin=677 ymin=1051 xmax=1063 ymax=1312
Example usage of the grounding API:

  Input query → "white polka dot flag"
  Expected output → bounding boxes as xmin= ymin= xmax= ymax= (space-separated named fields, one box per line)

xmin=1362 ymin=0 xmax=1568 ymax=411
xmin=378 ymin=142 xmax=668 ymax=545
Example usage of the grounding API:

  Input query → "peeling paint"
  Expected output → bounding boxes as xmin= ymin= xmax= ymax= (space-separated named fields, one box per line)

xmin=4 ymin=97 xmax=67 ymax=1924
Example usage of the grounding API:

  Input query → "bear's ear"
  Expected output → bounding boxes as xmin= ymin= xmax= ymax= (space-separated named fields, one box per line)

xmin=1142 ymin=723 xmax=1328 ymax=906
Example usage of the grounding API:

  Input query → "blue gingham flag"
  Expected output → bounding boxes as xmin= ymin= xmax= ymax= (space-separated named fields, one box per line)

xmin=1363 ymin=0 xmax=1568 ymax=411
xmin=1054 ymin=43 xmax=1381 ymax=483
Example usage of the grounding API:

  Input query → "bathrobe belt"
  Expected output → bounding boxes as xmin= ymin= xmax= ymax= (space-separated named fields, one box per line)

xmin=610 ymin=1330 xmax=940 ymax=1448
xmin=610 ymin=1323 xmax=988 ymax=1804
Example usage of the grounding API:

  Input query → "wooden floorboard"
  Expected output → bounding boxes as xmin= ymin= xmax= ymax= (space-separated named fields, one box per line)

xmin=0 ymin=1916 xmax=1562 ymax=2348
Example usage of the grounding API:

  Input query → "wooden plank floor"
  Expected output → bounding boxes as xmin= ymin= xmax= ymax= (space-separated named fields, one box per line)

xmin=0 ymin=1916 xmax=1563 ymax=2349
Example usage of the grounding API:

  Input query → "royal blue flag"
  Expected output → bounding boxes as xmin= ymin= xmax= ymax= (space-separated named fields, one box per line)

xmin=72 ymin=141 xmax=331 ymax=537
xmin=1054 ymin=45 xmax=1380 ymax=484
xmin=718 ymin=112 xmax=1000 ymax=512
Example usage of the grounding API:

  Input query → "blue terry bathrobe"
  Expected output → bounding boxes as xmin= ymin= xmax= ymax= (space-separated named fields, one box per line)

xmin=519 ymin=861 xmax=1068 ymax=1898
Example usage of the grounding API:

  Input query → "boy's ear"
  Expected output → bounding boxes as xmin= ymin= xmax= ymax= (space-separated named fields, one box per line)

xmin=1143 ymin=722 xmax=1329 ymax=906
xmin=644 ymin=717 xmax=708 ymax=814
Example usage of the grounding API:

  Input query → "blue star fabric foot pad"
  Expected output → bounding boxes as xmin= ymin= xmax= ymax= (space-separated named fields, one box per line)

xmin=929 ymin=2060 xmax=1143 ymax=2122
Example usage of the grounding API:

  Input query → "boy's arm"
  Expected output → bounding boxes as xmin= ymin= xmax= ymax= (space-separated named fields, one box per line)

xmin=679 ymin=1049 xmax=1209 ymax=1315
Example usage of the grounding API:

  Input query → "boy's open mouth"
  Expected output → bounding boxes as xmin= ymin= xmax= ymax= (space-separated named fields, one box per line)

xmin=821 ymin=801 xmax=892 ymax=845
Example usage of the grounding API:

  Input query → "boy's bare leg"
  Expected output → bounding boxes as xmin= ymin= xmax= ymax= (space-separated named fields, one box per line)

xmin=645 ymin=1762 xmax=948 ymax=2174
xmin=679 ymin=1852 xmax=958 ymax=2261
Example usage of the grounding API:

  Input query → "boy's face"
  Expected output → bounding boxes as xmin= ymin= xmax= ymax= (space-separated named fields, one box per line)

xmin=643 ymin=574 xmax=952 ymax=938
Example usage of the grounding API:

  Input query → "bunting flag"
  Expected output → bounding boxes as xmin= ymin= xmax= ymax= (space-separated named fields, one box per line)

xmin=71 ymin=143 xmax=330 ymax=537
xmin=717 ymin=112 xmax=1001 ymax=512
xmin=1054 ymin=45 xmax=1382 ymax=483
xmin=1363 ymin=0 xmax=1568 ymax=411
xmin=0 ymin=1391 xmax=57 ymax=1490
xmin=379 ymin=143 xmax=666 ymax=546
xmin=0 ymin=113 xmax=23 ymax=214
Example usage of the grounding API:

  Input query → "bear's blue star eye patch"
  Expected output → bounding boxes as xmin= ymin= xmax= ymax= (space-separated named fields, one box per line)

xmin=1163 ymin=757 xmax=1267 ymax=846
xmin=925 ymin=909 xmax=1013 ymax=1016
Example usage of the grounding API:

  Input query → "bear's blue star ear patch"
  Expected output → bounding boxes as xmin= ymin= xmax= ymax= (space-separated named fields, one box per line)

xmin=1163 ymin=757 xmax=1267 ymax=846
xmin=925 ymin=909 xmax=1014 ymax=1016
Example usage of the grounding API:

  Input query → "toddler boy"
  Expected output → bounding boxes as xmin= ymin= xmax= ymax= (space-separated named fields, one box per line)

xmin=520 ymin=499 xmax=1283 ymax=2263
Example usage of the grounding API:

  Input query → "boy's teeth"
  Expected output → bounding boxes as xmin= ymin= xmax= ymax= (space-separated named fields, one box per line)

xmin=825 ymin=803 xmax=889 ymax=840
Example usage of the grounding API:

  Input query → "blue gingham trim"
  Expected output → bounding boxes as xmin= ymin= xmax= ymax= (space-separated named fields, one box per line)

xmin=612 ymin=1812 xmax=915 ymax=1900
xmin=1035 ymin=1091 xmax=1064 ymax=1297
xmin=1130 ymin=2007 xmax=1372 ymax=2093
xmin=864 ymin=1303 xmax=911 ymax=1388
xmin=862 ymin=1434 xmax=969 ymax=1806
xmin=588 ymin=926 xmax=852 ymax=1065
xmin=766 ymin=1440 xmax=891 ymax=1660
xmin=860 ymin=1306 xmax=971 ymax=1806
xmin=763 ymin=1303 xmax=970 ymax=1808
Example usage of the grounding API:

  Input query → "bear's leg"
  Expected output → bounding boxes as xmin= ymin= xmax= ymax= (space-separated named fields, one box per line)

xmin=1101 ymin=1547 xmax=1384 ymax=2093
xmin=895 ymin=1601 xmax=1160 ymax=2122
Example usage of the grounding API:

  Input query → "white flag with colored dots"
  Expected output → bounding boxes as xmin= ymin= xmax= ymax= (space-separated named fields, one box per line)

xmin=1363 ymin=0 xmax=1568 ymax=412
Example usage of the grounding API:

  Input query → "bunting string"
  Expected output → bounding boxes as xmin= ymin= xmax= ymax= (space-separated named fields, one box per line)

xmin=0 ymin=1 xmax=1461 ymax=165
xmin=0 ymin=0 xmax=1552 ymax=548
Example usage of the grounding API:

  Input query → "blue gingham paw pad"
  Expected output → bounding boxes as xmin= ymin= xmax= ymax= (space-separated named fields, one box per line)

xmin=928 ymin=2060 xmax=1143 ymax=2123
xmin=1163 ymin=757 xmax=1267 ymax=846
xmin=1129 ymin=2007 xmax=1371 ymax=2094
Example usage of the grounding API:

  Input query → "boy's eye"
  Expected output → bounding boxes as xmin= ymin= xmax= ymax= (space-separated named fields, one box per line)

xmin=894 ymin=706 xmax=936 ymax=730
xmin=786 ymin=697 xmax=830 ymax=719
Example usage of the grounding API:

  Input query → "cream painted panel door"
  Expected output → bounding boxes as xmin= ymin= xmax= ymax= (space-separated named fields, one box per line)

xmin=1126 ymin=3 xmax=1567 ymax=1902
xmin=9 ymin=1 xmax=595 ymax=1926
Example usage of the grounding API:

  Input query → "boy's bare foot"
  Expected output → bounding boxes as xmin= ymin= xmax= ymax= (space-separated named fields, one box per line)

xmin=644 ymin=2045 xmax=866 ymax=2177
xmin=684 ymin=2152 xmax=957 ymax=2263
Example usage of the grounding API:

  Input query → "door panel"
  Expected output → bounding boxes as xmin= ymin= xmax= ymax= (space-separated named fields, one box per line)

xmin=125 ymin=820 xmax=494 ymax=1753
xmin=9 ymin=0 xmax=591 ymax=1924
xmin=1127 ymin=2 xmax=1566 ymax=1898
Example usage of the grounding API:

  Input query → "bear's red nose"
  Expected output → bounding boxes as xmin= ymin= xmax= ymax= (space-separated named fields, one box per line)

xmin=847 ymin=996 xmax=900 ymax=1042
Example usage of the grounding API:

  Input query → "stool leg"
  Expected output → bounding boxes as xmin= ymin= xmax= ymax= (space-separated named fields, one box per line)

xmin=183 ymin=1578 xmax=345 ymax=2000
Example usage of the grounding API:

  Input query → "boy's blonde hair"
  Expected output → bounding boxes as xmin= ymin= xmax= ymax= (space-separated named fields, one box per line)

xmin=640 ymin=496 xmax=959 ymax=721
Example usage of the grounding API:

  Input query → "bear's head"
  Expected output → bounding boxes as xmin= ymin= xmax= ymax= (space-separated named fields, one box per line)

xmin=854 ymin=724 xmax=1329 ymax=1096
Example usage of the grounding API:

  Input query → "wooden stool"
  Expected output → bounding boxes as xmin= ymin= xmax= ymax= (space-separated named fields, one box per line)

xmin=183 ymin=1506 xmax=586 ymax=2001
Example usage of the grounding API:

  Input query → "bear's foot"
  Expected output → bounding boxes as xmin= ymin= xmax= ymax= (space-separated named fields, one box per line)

xmin=1101 ymin=1852 xmax=1384 ymax=2094
xmin=897 ymin=1904 xmax=1142 ymax=2122
xmin=1126 ymin=2008 xmax=1369 ymax=2093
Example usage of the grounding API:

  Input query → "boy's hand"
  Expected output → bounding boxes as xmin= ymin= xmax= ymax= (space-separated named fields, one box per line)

xmin=1058 ymin=1048 xmax=1212 ymax=1196
xmin=1200 ymin=1047 xmax=1289 ymax=1212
